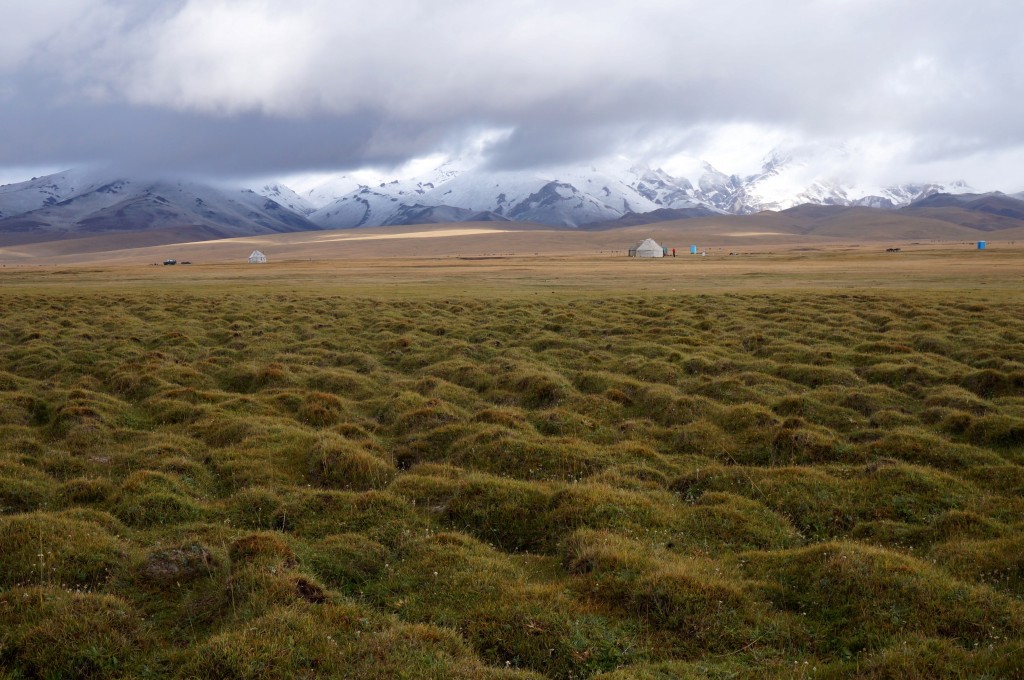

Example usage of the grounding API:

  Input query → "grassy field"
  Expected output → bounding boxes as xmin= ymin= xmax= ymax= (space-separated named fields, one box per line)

xmin=1 ymin=248 xmax=1022 ymax=678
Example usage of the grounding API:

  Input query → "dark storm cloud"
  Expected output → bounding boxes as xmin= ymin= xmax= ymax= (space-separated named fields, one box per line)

xmin=2 ymin=0 xmax=1023 ymax=183
xmin=0 ymin=95 xmax=467 ymax=176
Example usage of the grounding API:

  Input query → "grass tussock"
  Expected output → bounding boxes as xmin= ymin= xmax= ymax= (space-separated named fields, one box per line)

xmin=742 ymin=541 xmax=1024 ymax=655
xmin=0 ymin=512 xmax=128 ymax=589
xmin=0 ymin=588 xmax=154 ymax=678
xmin=179 ymin=603 xmax=541 ymax=679
xmin=563 ymin=530 xmax=759 ymax=653
xmin=370 ymin=532 xmax=643 ymax=677
xmin=1 ymin=289 xmax=1023 ymax=676
xmin=308 ymin=436 xmax=396 ymax=491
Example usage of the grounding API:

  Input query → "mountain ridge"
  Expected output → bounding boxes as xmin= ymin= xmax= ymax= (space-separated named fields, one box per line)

xmin=288 ymin=150 xmax=979 ymax=230
xmin=0 ymin=174 xmax=322 ymax=245
xmin=2 ymin=150 xmax=1020 ymax=249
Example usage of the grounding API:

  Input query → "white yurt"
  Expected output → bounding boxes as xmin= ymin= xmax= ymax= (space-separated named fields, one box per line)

xmin=248 ymin=250 xmax=267 ymax=264
xmin=633 ymin=238 xmax=665 ymax=258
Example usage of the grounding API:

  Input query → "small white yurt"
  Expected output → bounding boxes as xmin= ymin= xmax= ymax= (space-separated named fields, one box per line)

xmin=633 ymin=238 xmax=665 ymax=258
xmin=248 ymin=250 xmax=267 ymax=264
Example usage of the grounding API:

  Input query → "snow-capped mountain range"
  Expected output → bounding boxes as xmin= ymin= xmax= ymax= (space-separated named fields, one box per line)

xmin=275 ymin=151 xmax=973 ymax=229
xmin=0 ymin=169 xmax=318 ymax=242
xmin=0 ymin=148 xmax=983 ymax=244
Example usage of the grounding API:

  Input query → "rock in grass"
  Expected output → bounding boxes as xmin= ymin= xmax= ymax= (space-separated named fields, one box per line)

xmin=138 ymin=543 xmax=218 ymax=587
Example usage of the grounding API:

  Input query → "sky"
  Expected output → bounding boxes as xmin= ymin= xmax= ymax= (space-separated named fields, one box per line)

xmin=1 ymin=0 xmax=1022 ymax=191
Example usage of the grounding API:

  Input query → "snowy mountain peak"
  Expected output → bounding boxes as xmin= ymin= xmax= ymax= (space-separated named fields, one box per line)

xmin=260 ymin=183 xmax=316 ymax=216
xmin=0 ymin=168 xmax=104 ymax=218
xmin=0 ymin=171 xmax=320 ymax=241
xmin=277 ymin=149 xmax=976 ymax=229
xmin=728 ymin=145 xmax=973 ymax=214
xmin=1 ymin=147 xmax=967 ymax=233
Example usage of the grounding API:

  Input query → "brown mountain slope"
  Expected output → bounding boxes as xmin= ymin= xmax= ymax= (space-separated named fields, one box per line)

xmin=616 ymin=207 xmax=990 ymax=242
xmin=899 ymin=207 xmax=1024 ymax=232
xmin=805 ymin=211 xmax=989 ymax=240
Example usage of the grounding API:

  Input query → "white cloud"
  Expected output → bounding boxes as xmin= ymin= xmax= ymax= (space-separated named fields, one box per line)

xmin=0 ymin=0 xmax=1022 ymax=188
xmin=124 ymin=1 xmax=321 ymax=115
xmin=0 ymin=0 xmax=95 ymax=68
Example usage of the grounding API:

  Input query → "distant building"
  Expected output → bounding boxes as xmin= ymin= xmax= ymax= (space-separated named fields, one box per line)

xmin=629 ymin=238 xmax=665 ymax=258
xmin=248 ymin=250 xmax=267 ymax=264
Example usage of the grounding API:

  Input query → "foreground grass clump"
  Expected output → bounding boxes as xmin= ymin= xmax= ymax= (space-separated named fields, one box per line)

xmin=742 ymin=541 xmax=1024 ymax=655
xmin=367 ymin=531 xmax=644 ymax=677
xmin=0 ymin=512 xmax=128 ymax=589
xmin=0 ymin=588 xmax=156 ymax=678
xmin=1 ymin=288 xmax=1023 ymax=677
xmin=562 ymin=530 xmax=761 ymax=652
xmin=179 ymin=602 xmax=543 ymax=679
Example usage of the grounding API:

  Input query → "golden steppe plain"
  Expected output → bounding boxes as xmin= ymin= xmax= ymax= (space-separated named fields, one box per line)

xmin=0 ymin=220 xmax=1020 ymax=297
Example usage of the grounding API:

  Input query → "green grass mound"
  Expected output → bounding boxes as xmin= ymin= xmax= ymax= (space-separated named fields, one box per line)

xmin=814 ymin=636 xmax=1024 ymax=680
xmin=0 ymin=512 xmax=128 ymax=589
xmin=563 ymin=530 xmax=760 ymax=654
xmin=391 ymin=470 xmax=555 ymax=551
xmin=742 ymin=541 xmax=1024 ymax=656
xmin=864 ymin=428 xmax=1008 ymax=469
xmin=179 ymin=603 xmax=541 ymax=679
xmin=114 ymin=490 xmax=206 ymax=527
xmin=225 ymin=486 xmax=288 ymax=529
xmin=590 ymin=659 xmax=762 ymax=680
xmin=673 ymin=462 xmax=984 ymax=540
xmin=308 ymin=436 xmax=396 ymax=491
xmin=931 ymin=535 xmax=1024 ymax=596
xmin=278 ymin=488 xmax=428 ymax=545
xmin=0 ymin=588 xmax=155 ymax=679
xmin=0 ymin=463 xmax=53 ymax=514
xmin=58 ymin=476 xmax=115 ymax=506
xmin=675 ymin=492 xmax=804 ymax=552
xmin=370 ymin=532 xmax=644 ymax=677
xmin=305 ymin=532 xmax=388 ymax=594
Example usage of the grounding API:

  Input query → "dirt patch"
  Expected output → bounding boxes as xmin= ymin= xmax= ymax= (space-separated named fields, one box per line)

xmin=139 ymin=544 xmax=217 ymax=585
xmin=294 ymin=577 xmax=327 ymax=604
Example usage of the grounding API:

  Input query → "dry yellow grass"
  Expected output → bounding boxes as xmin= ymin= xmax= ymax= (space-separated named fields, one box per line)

xmin=2 ymin=213 xmax=1017 ymax=268
xmin=0 ymin=240 xmax=1020 ymax=300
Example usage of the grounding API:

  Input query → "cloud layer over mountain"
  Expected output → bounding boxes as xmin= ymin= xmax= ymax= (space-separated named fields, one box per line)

xmin=2 ymin=0 xmax=1022 ymax=188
